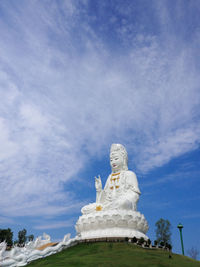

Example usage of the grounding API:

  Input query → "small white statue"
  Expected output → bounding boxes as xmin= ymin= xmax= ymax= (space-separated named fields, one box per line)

xmin=81 ymin=144 xmax=140 ymax=214
xmin=0 ymin=241 xmax=7 ymax=261
xmin=43 ymin=233 xmax=51 ymax=243
xmin=0 ymin=233 xmax=76 ymax=267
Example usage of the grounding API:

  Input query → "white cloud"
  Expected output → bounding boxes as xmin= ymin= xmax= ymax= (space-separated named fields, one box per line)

xmin=138 ymin=125 xmax=200 ymax=172
xmin=182 ymin=213 xmax=200 ymax=219
xmin=34 ymin=219 xmax=75 ymax=230
xmin=0 ymin=216 xmax=15 ymax=225
xmin=140 ymin=199 xmax=171 ymax=210
xmin=0 ymin=1 xmax=199 ymax=219
xmin=19 ymin=104 xmax=48 ymax=132
xmin=142 ymin=169 xmax=200 ymax=188
xmin=0 ymin=118 xmax=19 ymax=160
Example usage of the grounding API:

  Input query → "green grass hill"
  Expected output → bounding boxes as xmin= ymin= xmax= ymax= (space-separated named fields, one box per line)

xmin=28 ymin=242 xmax=200 ymax=267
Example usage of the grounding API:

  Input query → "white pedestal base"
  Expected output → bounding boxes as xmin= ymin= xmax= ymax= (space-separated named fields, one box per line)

xmin=76 ymin=210 xmax=149 ymax=240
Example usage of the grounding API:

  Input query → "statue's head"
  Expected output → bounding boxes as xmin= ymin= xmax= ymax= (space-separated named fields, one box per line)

xmin=110 ymin=144 xmax=128 ymax=172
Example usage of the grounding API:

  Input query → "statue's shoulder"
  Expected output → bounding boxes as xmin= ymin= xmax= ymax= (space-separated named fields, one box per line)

xmin=123 ymin=170 xmax=137 ymax=178
xmin=123 ymin=170 xmax=140 ymax=193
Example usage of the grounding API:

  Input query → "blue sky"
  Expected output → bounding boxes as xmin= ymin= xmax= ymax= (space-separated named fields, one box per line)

xmin=0 ymin=0 xmax=199 ymax=258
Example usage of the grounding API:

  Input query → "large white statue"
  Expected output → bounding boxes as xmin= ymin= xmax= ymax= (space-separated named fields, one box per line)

xmin=81 ymin=144 xmax=140 ymax=214
xmin=76 ymin=144 xmax=149 ymax=240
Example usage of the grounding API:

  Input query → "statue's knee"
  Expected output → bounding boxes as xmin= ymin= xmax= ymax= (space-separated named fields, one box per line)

xmin=81 ymin=203 xmax=96 ymax=214
xmin=120 ymin=199 xmax=132 ymax=210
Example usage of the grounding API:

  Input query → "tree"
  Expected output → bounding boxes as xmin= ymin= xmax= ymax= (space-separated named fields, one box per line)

xmin=18 ymin=229 xmax=27 ymax=246
xmin=187 ymin=247 xmax=199 ymax=260
xmin=0 ymin=228 xmax=13 ymax=247
xmin=155 ymin=218 xmax=171 ymax=246
xmin=28 ymin=234 xmax=34 ymax=242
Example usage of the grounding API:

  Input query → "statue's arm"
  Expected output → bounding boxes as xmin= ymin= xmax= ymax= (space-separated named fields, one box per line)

xmin=96 ymin=189 xmax=102 ymax=203
xmin=95 ymin=175 xmax=103 ymax=203
xmin=98 ymin=175 xmax=111 ymax=204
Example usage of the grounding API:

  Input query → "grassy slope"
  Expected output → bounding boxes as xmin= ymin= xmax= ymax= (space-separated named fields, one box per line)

xmin=28 ymin=242 xmax=200 ymax=267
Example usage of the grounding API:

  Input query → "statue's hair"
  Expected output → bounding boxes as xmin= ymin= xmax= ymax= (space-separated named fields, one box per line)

xmin=110 ymin=144 xmax=128 ymax=170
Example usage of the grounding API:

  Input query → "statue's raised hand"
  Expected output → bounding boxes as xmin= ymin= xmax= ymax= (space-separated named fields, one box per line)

xmin=95 ymin=175 xmax=102 ymax=191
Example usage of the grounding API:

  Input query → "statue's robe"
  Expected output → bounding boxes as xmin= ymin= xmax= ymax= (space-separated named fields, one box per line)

xmin=81 ymin=170 xmax=141 ymax=214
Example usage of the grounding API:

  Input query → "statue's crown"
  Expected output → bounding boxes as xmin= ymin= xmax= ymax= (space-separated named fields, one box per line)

xmin=110 ymin=144 xmax=126 ymax=154
xmin=111 ymin=143 xmax=128 ymax=158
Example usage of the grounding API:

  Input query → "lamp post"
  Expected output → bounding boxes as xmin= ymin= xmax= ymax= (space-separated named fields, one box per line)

xmin=177 ymin=223 xmax=184 ymax=255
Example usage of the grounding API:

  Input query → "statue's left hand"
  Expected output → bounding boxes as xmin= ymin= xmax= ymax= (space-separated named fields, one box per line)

xmin=95 ymin=175 xmax=102 ymax=191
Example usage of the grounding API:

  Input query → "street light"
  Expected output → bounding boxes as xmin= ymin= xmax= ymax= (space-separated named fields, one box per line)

xmin=177 ymin=223 xmax=184 ymax=255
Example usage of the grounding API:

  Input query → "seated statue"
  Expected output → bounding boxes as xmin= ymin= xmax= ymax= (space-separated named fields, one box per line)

xmin=81 ymin=144 xmax=141 ymax=214
xmin=76 ymin=144 xmax=148 ymax=240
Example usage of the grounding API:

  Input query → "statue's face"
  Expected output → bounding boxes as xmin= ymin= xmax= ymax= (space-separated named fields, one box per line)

xmin=110 ymin=152 xmax=123 ymax=172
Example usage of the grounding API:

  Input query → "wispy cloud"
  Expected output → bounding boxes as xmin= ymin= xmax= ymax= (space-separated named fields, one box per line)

xmin=136 ymin=124 xmax=200 ymax=172
xmin=141 ymin=167 xmax=200 ymax=188
xmin=0 ymin=1 xmax=199 ymax=219
xmin=0 ymin=216 xmax=15 ymax=225
xmin=34 ymin=219 xmax=75 ymax=230
xmin=182 ymin=213 xmax=200 ymax=219
xmin=140 ymin=200 xmax=171 ymax=210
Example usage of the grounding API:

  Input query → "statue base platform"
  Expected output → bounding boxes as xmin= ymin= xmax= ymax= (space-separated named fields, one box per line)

xmin=75 ymin=210 xmax=149 ymax=240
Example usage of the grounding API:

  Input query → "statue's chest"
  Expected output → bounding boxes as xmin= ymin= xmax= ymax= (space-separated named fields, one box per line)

xmin=108 ymin=173 xmax=125 ymax=193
